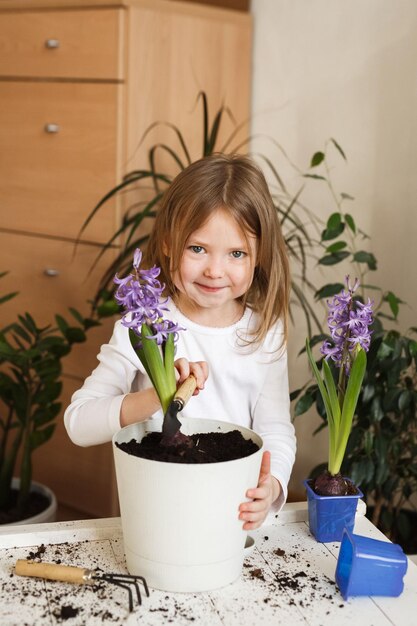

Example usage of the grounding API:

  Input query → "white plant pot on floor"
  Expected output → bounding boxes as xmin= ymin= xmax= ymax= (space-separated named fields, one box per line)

xmin=10 ymin=478 xmax=57 ymax=525
xmin=113 ymin=417 xmax=263 ymax=592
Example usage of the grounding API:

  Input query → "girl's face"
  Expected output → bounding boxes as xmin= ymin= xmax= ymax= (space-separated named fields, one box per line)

xmin=172 ymin=208 xmax=257 ymax=326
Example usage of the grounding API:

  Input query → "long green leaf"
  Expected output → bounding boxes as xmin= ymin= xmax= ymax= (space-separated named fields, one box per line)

xmin=322 ymin=359 xmax=341 ymax=471
xmin=163 ymin=333 xmax=176 ymax=393
xmin=333 ymin=348 xmax=367 ymax=472
xmin=0 ymin=291 xmax=18 ymax=305
xmin=199 ymin=91 xmax=210 ymax=156
xmin=138 ymin=325 xmax=175 ymax=413
xmin=137 ymin=120 xmax=192 ymax=165
xmin=305 ymin=339 xmax=333 ymax=429
xmin=75 ymin=171 xmax=170 ymax=247
xmin=207 ymin=105 xmax=230 ymax=154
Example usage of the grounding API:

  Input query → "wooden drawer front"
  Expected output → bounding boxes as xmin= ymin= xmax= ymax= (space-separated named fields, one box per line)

xmin=0 ymin=231 xmax=114 ymax=368
xmin=0 ymin=81 xmax=121 ymax=243
xmin=0 ymin=229 xmax=118 ymax=387
xmin=0 ymin=8 xmax=124 ymax=80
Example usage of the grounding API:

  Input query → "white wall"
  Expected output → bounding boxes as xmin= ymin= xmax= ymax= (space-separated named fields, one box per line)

xmin=250 ymin=0 xmax=417 ymax=497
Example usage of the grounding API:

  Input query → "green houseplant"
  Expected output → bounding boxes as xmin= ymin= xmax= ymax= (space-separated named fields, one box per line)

xmin=0 ymin=275 xmax=98 ymax=524
xmin=292 ymin=146 xmax=417 ymax=551
xmin=78 ymin=92 xmax=320 ymax=333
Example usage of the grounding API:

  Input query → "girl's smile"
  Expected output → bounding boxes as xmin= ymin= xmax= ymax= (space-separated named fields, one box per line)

xmin=172 ymin=209 xmax=257 ymax=326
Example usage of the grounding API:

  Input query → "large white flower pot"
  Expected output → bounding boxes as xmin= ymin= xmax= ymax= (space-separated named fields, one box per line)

xmin=113 ymin=417 xmax=263 ymax=592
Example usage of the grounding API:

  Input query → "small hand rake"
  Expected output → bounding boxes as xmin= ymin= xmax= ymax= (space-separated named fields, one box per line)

xmin=15 ymin=559 xmax=149 ymax=613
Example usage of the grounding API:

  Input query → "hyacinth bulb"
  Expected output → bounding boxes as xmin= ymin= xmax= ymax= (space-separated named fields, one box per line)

xmin=313 ymin=471 xmax=357 ymax=497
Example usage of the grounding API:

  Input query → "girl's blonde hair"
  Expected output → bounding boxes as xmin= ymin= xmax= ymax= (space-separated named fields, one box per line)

xmin=145 ymin=154 xmax=290 ymax=348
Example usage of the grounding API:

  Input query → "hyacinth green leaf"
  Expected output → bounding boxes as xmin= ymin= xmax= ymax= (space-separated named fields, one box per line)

xmin=130 ymin=329 xmax=152 ymax=380
xmin=138 ymin=324 xmax=174 ymax=414
xmin=322 ymin=359 xmax=340 ymax=424
xmin=333 ymin=348 xmax=367 ymax=473
xmin=306 ymin=340 xmax=338 ymax=474
xmin=163 ymin=332 xmax=177 ymax=397
xmin=305 ymin=340 xmax=333 ymax=426
xmin=322 ymin=358 xmax=340 ymax=470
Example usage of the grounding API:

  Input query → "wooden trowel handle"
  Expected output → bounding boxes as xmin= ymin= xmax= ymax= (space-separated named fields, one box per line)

xmin=15 ymin=560 xmax=93 ymax=584
xmin=175 ymin=375 xmax=197 ymax=409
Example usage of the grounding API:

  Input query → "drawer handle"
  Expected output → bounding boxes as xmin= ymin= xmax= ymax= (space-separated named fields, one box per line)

xmin=45 ymin=38 xmax=60 ymax=49
xmin=44 ymin=124 xmax=60 ymax=134
xmin=44 ymin=269 xmax=60 ymax=277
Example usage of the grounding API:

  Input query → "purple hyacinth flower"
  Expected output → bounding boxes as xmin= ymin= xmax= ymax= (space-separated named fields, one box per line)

xmin=320 ymin=276 xmax=373 ymax=376
xmin=114 ymin=248 xmax=184 ymax=344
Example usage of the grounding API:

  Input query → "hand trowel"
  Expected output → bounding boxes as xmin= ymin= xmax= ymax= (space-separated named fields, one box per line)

xmin=161 ymin=375 xmax=197 ymax=445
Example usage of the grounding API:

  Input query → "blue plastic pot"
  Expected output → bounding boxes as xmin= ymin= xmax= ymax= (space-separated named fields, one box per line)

xmin=304 ymin=479 xmax=363 ymax=543
xmin=336 ymin=529 xmax=408 ymax=600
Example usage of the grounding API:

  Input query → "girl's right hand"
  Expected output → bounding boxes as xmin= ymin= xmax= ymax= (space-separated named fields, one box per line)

xmin=121 ymin=359 xmax=208 ymax=427
xmin=174 ymin=358 xmax=209 ymax=396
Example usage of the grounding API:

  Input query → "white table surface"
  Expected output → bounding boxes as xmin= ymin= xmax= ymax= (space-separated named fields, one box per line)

xmin=0 ymin=502 xmax=416 ymax=626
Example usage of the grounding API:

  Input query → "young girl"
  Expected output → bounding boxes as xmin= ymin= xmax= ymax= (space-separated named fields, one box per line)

xmin=65 ymin=154 xmax=296 ymax=530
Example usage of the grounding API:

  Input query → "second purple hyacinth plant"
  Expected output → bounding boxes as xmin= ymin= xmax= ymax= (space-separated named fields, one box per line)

xmin=306 ymin=277 xmax=373 ymax=496
xmin=114 ymin=248 xmax=184 ymax=437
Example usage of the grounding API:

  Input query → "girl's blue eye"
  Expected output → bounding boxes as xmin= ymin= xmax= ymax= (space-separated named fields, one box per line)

xmin=231 ymin=251 xmax=246 ymax=259
xmin=190 ymin=245 xmax=204 ymax=254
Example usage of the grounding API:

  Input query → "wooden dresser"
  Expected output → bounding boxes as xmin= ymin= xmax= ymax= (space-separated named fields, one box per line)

xmin=0 ymin=0 xmax=252 ymax=517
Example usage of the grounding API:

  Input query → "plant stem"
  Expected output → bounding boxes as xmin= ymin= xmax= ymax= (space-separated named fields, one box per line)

xmin=0 ymin=405 xmax=13 ymax=470
xmin=0 ymin=428 xmax=23 ymax=509
xmin=17 ymin=369 xmax=35 ymax=513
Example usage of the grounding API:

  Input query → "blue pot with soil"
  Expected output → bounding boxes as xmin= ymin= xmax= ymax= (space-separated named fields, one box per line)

xmin=304 ymin=479 xmax=363 ymax=543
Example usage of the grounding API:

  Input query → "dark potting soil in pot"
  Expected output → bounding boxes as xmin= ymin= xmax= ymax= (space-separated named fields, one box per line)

xmin=0 ymin=489 xmax=50 ymax=525
xmin=116 ymin=430 xmax=259 ymax=464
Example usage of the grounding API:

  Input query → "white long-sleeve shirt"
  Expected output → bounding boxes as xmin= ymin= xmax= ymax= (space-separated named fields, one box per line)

xmin=64 ymin=300 xmax=296 ymax=510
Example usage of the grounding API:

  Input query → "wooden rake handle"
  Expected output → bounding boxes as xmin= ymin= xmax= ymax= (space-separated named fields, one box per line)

xmin=15 ymin=560 xmax=93 ymax=585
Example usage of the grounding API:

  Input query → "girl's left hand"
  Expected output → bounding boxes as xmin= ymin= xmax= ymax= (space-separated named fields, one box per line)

xmin=238 ymin=451 xmax=281 ymax=530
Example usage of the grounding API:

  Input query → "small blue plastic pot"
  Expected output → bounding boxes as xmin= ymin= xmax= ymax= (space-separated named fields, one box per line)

xmin=304 ymin=479 xmax=363 ymax=543
xmin=335 ymin=529 xmax=408 ymax=600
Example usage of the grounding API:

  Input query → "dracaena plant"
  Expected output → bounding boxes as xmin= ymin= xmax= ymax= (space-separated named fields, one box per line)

xmin=114 ymin=248 xmax=186 ymax=443
xmin=78 ymin=92 xmax=320 ymax=334
xmin=306 ymin=278 xmax=373 ymax=496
